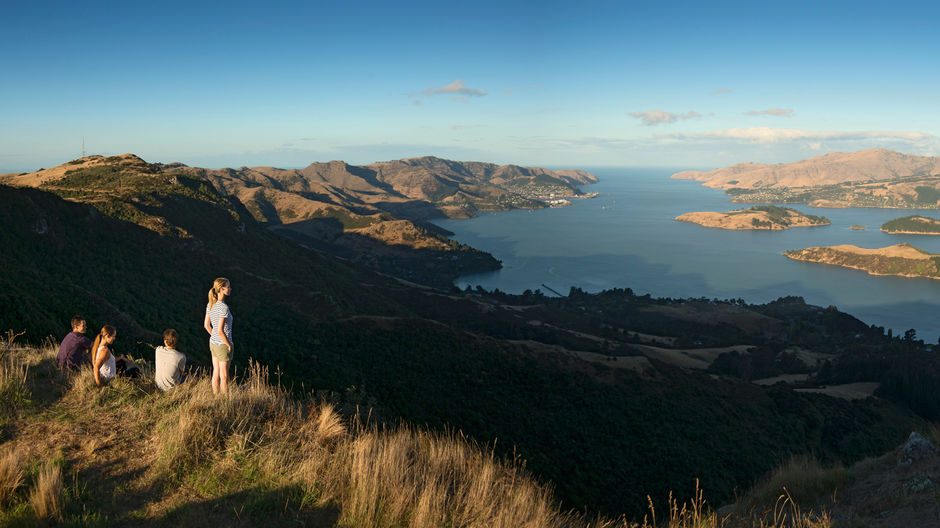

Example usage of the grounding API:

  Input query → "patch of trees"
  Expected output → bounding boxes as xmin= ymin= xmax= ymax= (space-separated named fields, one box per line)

xmin=881 ymin=215 xmax=940 ymax=233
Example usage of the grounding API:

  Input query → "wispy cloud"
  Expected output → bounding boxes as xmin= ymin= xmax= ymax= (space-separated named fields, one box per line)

xmin=744 ymin=108 xmax=795 ymax=117
xmin=503 ymin=129 xmax=940 ymax=162
xmin=629 ymin=110 xmax=704 ymax=126
xmin=422 ymin=80 xmax=487 ymax=97
xmin=711 ymin=88 xmax=732 ymax=95
xmin=668 ymin=127 xmax=933 ymax=144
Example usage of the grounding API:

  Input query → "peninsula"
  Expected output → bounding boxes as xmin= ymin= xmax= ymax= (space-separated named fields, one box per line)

xmin=675 ymin=206 xmax=830 ymax=230
xmin=881 ymin=215 xmax=940 ymax=234
xmin=783 ymin=243 xmax=940 ymax=279
xmin=0 ymin=154 xmax=596 ymax=288
xmin=672 ymin=149 xmax=940 ymax=209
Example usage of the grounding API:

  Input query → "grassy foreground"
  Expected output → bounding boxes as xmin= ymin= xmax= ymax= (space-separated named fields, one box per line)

xmin=0 ymin=334 xmax=833 ymax=527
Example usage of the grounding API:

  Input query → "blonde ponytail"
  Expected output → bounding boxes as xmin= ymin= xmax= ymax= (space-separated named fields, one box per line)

xmin=208 ymin=277 xmax=230 ymax=310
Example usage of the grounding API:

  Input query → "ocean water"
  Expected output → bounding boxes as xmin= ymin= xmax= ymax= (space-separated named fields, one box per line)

xmin=433 ymin=168 xmax=940 ymax=343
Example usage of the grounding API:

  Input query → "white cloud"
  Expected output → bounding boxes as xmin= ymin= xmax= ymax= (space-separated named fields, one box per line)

xmin=669 ymin=127 xmax=934 ymax=144
xmin=629 ymin=110 xmax=703 ymax=126
xmin=422 ymin=79 xmax=487 ymax=97
xmin=745 ymin=108 xmax=795 ymax=117
xmin=711 ymin=88 xmax=732 ymax=95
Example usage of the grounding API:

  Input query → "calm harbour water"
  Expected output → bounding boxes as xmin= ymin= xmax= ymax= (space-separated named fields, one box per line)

xmin=433 ymin=168 xmax=940 ymax=343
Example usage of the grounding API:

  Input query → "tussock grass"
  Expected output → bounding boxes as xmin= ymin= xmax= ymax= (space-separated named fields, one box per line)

xmin=0 ymin=332 xmax=31 ymax=421
xmin=0 ymin=449 xmax=24 ymax=506
xmin=734 ymin=456 xmax=847 ymax=525
xmin=331 ymin=426 xmax=567 ymax=528
xmin=153 ymin=361 xmax=587 ymax=527
xmin=28 ymin=462 xmax=62 ymax=520
xmin=0 ymin=341 xmax=837 ymax=527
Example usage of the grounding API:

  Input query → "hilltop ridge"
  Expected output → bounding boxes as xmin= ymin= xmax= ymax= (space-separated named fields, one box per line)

xmin=1 ymin=154 xmax=595 ymax=287
xmin=672 ymin=149 xmax=940 ymax=190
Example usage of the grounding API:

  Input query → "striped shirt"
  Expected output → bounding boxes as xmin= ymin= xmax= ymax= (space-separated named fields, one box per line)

xmin=206 ymin=300 xmax=233 ymax=346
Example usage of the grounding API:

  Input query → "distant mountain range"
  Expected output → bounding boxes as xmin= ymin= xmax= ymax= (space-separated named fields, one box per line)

xmin=1 ymin=154 xmax=595 ymax=286
xmin=672 ymin=148 xmax=940 ymax=189
xmin=673 ymin=149 xmax=940 ymax=209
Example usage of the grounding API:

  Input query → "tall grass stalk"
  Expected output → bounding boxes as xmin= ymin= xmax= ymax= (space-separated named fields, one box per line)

xmin=737 ymin=456 xmax=850 ymax=517
xmin=29 ymin=463 xmax=63 ymax=520
xmin=0 ymin=449 xmax=24 ymax=506
xmin=0 ymin=332 xmax=30 ymax=416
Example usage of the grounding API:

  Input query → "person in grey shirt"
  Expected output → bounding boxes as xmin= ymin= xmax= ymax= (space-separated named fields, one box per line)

xmin=155 ymin=329 xmax=186 ymax=391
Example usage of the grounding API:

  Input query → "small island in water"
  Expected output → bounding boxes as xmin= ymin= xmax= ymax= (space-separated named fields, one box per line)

xmin=881 ymin=215 xmax=940 ymax=234
xmin=784 ymin=243 xmax=940 ymax=279
xmin=675 ymin=205 xmax=830 ymax=230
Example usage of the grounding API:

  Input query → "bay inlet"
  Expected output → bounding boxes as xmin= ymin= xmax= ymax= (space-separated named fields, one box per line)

xmin=433 ymin=168 xmax=940 ymax=343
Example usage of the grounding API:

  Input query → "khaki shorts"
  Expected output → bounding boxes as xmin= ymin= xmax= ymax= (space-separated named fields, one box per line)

xmin=210 ymin=343 xmax=232 ymax=362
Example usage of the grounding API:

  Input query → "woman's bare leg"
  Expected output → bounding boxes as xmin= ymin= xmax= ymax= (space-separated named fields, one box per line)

xmin=218 ymin=359 xmax=229 ymax=394
xmin=211 ymin=356 xmax=220 ymax=395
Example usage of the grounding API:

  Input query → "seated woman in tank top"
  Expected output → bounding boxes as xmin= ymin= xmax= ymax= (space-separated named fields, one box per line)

xmin=91 ymin=325 xmax=118 ymax=387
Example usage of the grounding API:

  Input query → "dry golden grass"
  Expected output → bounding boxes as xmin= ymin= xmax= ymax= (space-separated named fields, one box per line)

xmin=147 ymin=362 xmax=838 ymax=528
xmin=151 ymin=361 xmax=590 ymax=527
xmin=0 ymin=339 xmax=838 ymax=527
xmin=28 ymin=462 xmax=62 ymax=520
xmin=0 ymin=449 xmax=24 ymax=506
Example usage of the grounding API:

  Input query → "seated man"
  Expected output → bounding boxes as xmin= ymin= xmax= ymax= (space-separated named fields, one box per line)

xmin=57 ymin=316 xmax=92 ymax=370
xmin=155 ymin=329 xmax=186 ymax=391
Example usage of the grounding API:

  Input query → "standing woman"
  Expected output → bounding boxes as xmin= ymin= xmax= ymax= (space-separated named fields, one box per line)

xmin=204 ymin=277 xmax=234 ymax=394
xmin=91 ymin=325 xmax=118 ymax=387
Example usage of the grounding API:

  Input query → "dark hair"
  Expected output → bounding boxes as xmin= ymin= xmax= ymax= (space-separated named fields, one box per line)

xmin=163 ymin=329 xmax=179 ymax=348
xmin=71 ymin=315 xmax=85 ymax=330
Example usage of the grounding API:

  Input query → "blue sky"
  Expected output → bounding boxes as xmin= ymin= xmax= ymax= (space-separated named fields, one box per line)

xmin=2 ymin=0 xmax=938 ymax=172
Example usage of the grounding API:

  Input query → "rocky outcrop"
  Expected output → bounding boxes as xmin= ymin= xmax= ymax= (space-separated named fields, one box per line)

xmin=898 ymin=432 xmax=938 ymax=467
xmin=824 ymin=431 xmax=940 ymax=527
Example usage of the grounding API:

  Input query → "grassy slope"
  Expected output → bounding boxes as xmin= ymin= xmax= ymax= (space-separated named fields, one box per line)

xmin=0 ymin=339 xmax=840 ymax=528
